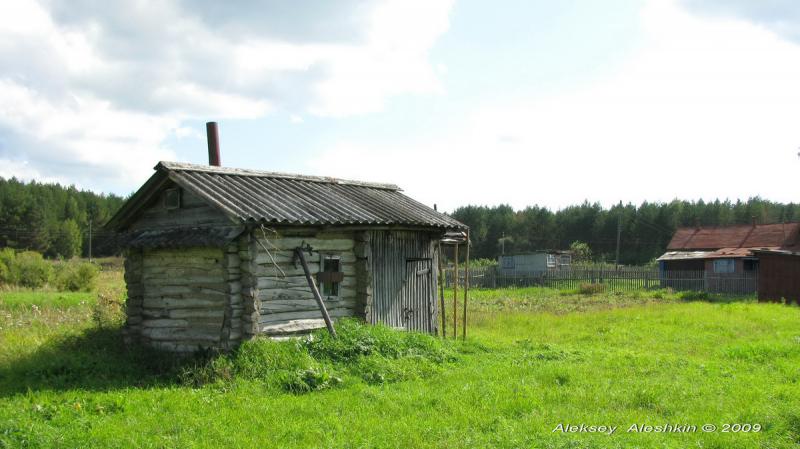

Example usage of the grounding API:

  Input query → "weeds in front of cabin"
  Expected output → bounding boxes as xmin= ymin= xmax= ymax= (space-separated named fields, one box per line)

xmin=182 ymin=319 xmax=458 ymax=393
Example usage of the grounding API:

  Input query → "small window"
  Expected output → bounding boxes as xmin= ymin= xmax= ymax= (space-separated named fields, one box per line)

xmin=546 ymin=254 xmax=557 ymax=268
xmin=713 ymin=258 xmax=735 ymax=274
xmin=559 ymin=254 xmax=571 ymax=266
xmin=164 ymin=188 xmax=181 ymax=210
xmin=318 ymin=255 xmax=343 ymax=299
xmin=501 ymin=256 xmax=515 ymax=269
xmin=743 ymin=259 xmax=758 ymax=272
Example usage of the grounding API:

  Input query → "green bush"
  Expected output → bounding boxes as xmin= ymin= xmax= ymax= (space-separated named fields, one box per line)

xmin=12 ymin=251 xmax=53 ymax=288
xmin=679 ymin=291 xmax=709 ymax=301
xmin=280 ymin=367 xmax=342 ymax=393
xmin=91 ymin=291 xmax=125 ymax=329
xmin=305 ymin=319 xmax=456 ymax=364
xmin=54 ymin=260 xmax=99 ymax=292
xmin=579 ymin=282 xmax=606 ymax=295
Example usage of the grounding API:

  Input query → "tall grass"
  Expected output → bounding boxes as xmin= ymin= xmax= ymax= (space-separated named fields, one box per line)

xmin=1 ymin=271 xmax=799 ymax=448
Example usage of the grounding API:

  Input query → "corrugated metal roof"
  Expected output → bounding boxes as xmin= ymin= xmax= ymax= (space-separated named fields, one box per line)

xmin=109 ymin=161 xmax=466 ymax=230
xmin=657 ymin=251 xmax=716 ymax=261
xmin=667 ymin=222 xmax=800 ymax=250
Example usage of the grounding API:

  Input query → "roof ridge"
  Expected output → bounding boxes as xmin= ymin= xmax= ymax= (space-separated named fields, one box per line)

xmin=156 ymin=161 xmax=400 ymax=191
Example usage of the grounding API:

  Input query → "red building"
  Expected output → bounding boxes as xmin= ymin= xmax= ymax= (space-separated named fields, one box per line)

xmin=659 ymin=222 xmax=800 ymax=273
xmin=657 ymin=222 xmax=800 ymax=294
xmin=752 ymin=249 xmax=800 ymax=305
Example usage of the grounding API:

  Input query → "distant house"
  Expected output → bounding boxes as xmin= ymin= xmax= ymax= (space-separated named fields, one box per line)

xmin=497 ymin=251 xmax=571 ymax=275
xmin=657 ymin=222 xmax=800 ymax=275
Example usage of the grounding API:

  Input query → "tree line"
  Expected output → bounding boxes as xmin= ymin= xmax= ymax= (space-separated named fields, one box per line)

xmin=2 ymin=175 xmax=798 ymax=265
xmin=450 ymin=198 xmax=800 ymax=266
xmin=0 ymin=177 xmax=126 ymax=258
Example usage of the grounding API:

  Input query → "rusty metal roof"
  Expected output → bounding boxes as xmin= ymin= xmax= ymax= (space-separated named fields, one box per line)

xmin=667 ymin=222 xmax=800 ymax=251
xmin=108 ymin=161 xmax=466 ymax=230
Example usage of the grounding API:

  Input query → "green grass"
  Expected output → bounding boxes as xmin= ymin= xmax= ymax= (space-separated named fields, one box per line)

xmin=1 ymin=277 xmax=799 ymax=448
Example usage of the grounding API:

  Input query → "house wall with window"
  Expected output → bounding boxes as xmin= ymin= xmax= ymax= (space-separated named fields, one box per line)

xmin=497 ymin=252 xmax=571 ymax=275
xmin=703 ymin=258 xmax=758 ymax=275
xmin=243 ymin=230 xmax=364 ymax=337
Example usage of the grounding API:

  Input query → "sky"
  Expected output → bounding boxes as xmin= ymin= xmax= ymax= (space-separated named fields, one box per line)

xmin=1 ymin=0 xmax=799 ymax=212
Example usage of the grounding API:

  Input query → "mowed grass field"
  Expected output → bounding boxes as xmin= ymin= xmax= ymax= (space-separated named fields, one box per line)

xmin=1 ymin=270 xmax=799 ymax=448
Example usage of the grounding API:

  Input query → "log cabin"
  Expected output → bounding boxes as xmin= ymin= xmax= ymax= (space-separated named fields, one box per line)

xmin=107 ymin=158 xmax=466 ymax=352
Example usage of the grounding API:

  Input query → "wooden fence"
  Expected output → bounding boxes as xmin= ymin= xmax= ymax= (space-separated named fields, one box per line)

xmin=443 ymin=266 xmax=758 ymax=295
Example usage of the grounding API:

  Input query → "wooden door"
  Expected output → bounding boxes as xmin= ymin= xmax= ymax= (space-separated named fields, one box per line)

xmin=370 ymin=231 xmax=437 ymax=333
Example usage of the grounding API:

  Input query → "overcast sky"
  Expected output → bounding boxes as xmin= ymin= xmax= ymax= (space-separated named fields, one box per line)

xmin=1 ymin=0 xmax=799 ymax=212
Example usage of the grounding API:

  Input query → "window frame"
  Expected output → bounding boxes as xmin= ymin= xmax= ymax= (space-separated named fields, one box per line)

xmin=318 ymin=253 xmax=342 ymax=300
xmin=163 ymin=188 xmax=181 ymax=210
xmin=713 ymin=258 xmax=735 ymax=274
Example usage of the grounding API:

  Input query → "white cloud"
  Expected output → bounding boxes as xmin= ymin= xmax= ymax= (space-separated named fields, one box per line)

xmin=309 ymin=0 xmax=453 ymax=116
xmin=0 ymin=0 xmax=453 ymax=191
xmin=309 ymin=0 xmax=800 ymax=211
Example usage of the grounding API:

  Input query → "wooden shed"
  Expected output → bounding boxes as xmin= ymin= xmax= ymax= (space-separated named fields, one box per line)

xmin=752 ymin=249 xmax=800 ymax=305
xmin=107 ymin=161 xmax=466 ymax=352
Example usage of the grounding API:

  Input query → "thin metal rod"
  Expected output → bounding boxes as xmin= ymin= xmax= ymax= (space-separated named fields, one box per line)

xmin=294 ymin=247 xmax=337 ymax=337
xmin=463 ymin=230 xmax=470 ymax=341
xmin=453 ymin=243 xmax=458 ymax=339
xmin=438 ymin=242 xmax=446 ymax=338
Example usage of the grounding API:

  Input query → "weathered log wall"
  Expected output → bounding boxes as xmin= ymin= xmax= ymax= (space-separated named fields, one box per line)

xmin=123 ymin=226 xmax=442 ymax=351
xmin=125 ymin=247 xmax=232 ymax=352
xmin=246 ymin=230 xmax=363 ymax=336
xmin=123 ymin=250 xmax=144 ymax=344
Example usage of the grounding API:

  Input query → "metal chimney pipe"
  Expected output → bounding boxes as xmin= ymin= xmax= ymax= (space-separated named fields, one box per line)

xmin=206 ymin=121 xmax=221 ymax=166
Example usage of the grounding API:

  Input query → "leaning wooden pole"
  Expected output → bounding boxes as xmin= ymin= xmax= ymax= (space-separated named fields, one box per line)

xmin=453 ymin=243 xmax=459 ymax=340
xmin=438 ymin=242 xmax=446 ymax=338
xmin=463 ymin=230 xmax=470 ymax=341
xmin=294 ymin=247 xmax=337 ymax=337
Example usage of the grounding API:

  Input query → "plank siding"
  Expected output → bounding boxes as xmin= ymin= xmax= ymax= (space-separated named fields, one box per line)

xmin=369 ymin=231 xmax=438 ymax=333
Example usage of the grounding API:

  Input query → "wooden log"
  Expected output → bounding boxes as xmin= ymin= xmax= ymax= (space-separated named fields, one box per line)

xmin=142 ymin=327 xmax=221 ymax=342
xmin=260 ymin=299 xmax=357 ymax=313
xmin=259 ymin=307 xmax=355 ymax=324
xmin=261 ymin=319 xmax=326 ymax=335
xmin=257 ymin=237 xmax=354 ymax=252
xmin=168 ymin=309 xmax=226 ymax=319
xmin=142 ymin=297 xmax=226 ymax=309
xmin=256 ymin=276 xmax=356 ymax=290
xmin=253 ymin=263 xmax=356 ymax=278
xmin=141 ymin=319 xmax=189 ymax=328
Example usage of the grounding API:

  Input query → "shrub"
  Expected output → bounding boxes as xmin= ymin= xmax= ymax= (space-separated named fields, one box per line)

xmin=679 ymin=291 xmax=709 ymax=301
xmin=280 ymin=367 xmax=341 ymax=393
xmin=54 ymin=260 xmax=99 ymax=292
xmin=0 ymin=248 xmax=13 ymax=285
xmin=579 ymin=282 xmax=606 ymax=295
xmin=12 ymin=251 xmax=53 ymax=288
xmin=305 ymin=319 xmax=455 ymax=364
xmin=91 ymin=291 xmax=125 ymax=329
